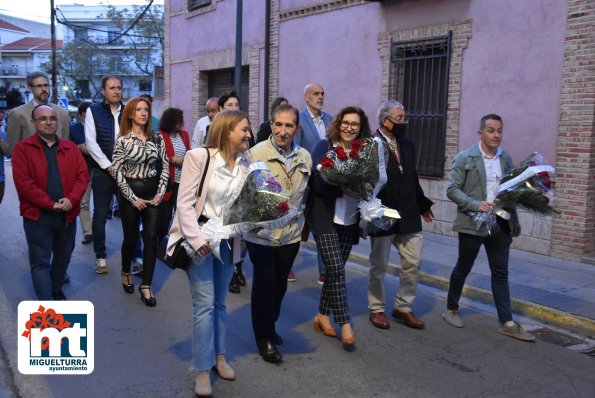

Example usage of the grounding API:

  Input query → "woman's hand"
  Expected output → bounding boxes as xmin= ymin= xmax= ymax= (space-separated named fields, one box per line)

xmin=359 ymin=226 xmax=368 ymax=240
xmin=133 ymin=198 xmax=148 ymax=210
xmin=149 ymin=194 xmax=162 ymax=206
xmin=172 ymin=155 xmax=184 ymax=166
xmin=196 ymin=242 xmax=212 ymax=257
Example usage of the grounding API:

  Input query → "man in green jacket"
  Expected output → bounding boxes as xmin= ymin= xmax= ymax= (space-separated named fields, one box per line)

xmin=443 ymin=113 xmax=534 ymax=342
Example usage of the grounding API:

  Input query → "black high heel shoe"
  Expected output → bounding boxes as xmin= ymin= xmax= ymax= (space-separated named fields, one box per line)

xmin=121 ymin=272 xmax=134 ymax=294
xmin=139 ymin=285 xmax=156 ymax=307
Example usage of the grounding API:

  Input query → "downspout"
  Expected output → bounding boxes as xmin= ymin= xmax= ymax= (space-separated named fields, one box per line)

xmin=264 ymin=0 xmax=271 ymax=119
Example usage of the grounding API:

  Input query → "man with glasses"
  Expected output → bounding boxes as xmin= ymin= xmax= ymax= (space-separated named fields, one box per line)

xmin=12 ymin=105 xmax=89 ymax=300
xmin=367 ymin=100 xmax=434 ymax=331
xmin=6 ymin=71 xmax=69 ymax=154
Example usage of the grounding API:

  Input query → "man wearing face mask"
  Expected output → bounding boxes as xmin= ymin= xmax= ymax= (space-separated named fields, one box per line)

xmin=366 ymin=100 xmax=434 ymax=331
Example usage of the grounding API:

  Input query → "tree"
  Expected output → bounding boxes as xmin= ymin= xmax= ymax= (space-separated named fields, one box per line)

xmin=1 ymin=84 xmax=24 ymax=109
xmin=51 ymin=1 xmax=163 ymax=100
xmin=103 ymin=2 xmax=164 ymax=76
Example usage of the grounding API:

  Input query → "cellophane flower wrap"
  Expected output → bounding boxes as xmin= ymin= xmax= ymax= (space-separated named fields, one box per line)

xmin=200 ymin=161 xmax=299 ymax=257
xmin=316 ymin=137 xmax=400 ymax=230
xmin=472 ymin=152 xmax=559 ymax=234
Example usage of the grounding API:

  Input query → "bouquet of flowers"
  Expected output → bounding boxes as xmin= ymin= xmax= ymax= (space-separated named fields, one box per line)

xmin=472 ymin=152 xmax=558 ymax=234
xmin=316 ymin=137 xmax=379 ymax=201
xmin=316 ymin=137 xmax=400 ymax=229
xmin=198 ymin=162 xmax=299 ymax=258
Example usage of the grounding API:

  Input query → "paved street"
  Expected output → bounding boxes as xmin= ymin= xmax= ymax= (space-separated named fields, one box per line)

xmin=1 ymin=162 xmax=594 ymax=398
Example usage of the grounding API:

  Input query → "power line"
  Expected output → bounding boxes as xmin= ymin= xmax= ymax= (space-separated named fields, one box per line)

xmin=54 ymin=1 xmax=161 ymax=45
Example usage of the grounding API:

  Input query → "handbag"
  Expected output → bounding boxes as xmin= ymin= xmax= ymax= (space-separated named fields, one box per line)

xmin=158 ymin=148 xmax=210 ymax=270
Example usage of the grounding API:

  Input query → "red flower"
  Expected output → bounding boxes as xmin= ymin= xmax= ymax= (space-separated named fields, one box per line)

xmin=349 ymin=148 xmax=359 ymax=159
xmin=537 ymin=171 xmax=552 ymax=190
xmin=277 ymin=201 xmax=289 ymax=214
xmin=319 ymin=157 xmax=335 ymax=169
xmin=334 ymin=146 xmax=348 ymax=161
xmin=351 ymin=140 xmax=361 ymax=151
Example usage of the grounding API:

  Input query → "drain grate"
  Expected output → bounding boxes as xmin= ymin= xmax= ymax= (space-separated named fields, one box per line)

xmin=529 ymin=328 xmax=586 ymax=347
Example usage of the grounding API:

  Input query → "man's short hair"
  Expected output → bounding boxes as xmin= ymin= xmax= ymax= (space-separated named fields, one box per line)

xmin=376 ymin=100 xmax=405 ymax=122
xmin=206 ymin=97 xmax=218 ymax=106
xmin=479 ymin=114 xmax=503 ymax=129
xmin=101 ymin=75 xmax=122 ymax=89
xmin=78 ymin=102 xmax=91 ymax=116
xmin=31 ymin=104 xmax=55 ymax=120
xmin=26 ymin=71 xmax=49 ymax=87
xmin=271 ymin=104 xmax=299 ymax=126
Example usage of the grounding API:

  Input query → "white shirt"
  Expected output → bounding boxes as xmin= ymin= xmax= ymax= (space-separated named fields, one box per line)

xmin=333 ymin=195 xmax=359 ymax=225
xmin=478 ymin=142 xmax=503 ymax=202
xmin=84 ymin=104 xmax=122 ymax=169
xmin=192 ymin=116 xmax=211 ymax=149
xmin=202 ymin=152 xmax=249 ymax=219
xmin=308 ymin=108 xmax=326 ymax=139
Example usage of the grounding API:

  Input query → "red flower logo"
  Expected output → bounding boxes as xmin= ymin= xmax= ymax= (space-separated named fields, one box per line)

xmin=277 ymin=201 xmax=289 ymax=214
xmin=319 ymin=157 xmax=335 ymax=169
xmin=334 ymin=146 xmax=348 ymax=161
xmin=21 ymin=305 xmax=72 ymax=350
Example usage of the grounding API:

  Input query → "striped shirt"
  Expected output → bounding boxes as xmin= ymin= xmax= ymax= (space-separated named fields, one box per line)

xmin=171 ymin=133 xmax=187 ymax=183
xmin=111 ymin=131 xmax=169 ymax=203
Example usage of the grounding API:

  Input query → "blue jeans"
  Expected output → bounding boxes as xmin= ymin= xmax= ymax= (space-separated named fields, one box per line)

xmin=447 ymin=231 xmax=513 ymax=323
xmin=23 ymin=214 xmax=76 ymax=300
xmin=186 ymin=240 xmax=234 ymax=371
xmin=91 ymin=168 xmax=117 ymax=259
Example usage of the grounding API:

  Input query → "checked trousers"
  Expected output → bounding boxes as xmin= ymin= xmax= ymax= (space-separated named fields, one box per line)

xmin=314 ymin=223 xmax=359 ymax=325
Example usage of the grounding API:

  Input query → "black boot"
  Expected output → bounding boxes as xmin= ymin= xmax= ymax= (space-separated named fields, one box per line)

xmin=235 ymin=262 xmax=246 ymax=286
xmin=228 ymin=272 xmax=241 ymax=294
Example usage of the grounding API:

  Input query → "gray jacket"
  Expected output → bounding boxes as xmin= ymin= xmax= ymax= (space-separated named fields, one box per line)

xmin=447 ymin=142 xmax=518 ymax=236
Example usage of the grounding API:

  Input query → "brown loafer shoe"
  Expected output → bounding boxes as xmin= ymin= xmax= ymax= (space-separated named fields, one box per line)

xmin=391 ymin=308 xmax=425 ymax=329
xmin=369 ymin=312 xmax=390 ymax=329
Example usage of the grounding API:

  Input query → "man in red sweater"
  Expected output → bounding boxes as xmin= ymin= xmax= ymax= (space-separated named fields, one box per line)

xmin=12 ymin=105 xmax=89 ymax=300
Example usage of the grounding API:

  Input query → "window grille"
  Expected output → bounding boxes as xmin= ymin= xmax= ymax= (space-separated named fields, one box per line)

xmin=188 ymin=0 xmax=211 ymax=11
xmin=207 ymin=66 xmax=249 ymax=114
xmin=389 ymin=32 xmax=451 ymax=177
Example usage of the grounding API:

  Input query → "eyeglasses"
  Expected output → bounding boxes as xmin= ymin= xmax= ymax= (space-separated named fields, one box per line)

xmin=35 ymin=116 xmax=58 ymax=124
xmin=340 ymin=121 xmax=361 ymax=130
xmin=31 ymin=84 xmax=50 ymax=89
xmin=386 ymin=116 xmax=408 ymax=124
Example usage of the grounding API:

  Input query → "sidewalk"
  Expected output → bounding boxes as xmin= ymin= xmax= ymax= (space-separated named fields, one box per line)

xmin=305 ymin=230 xmax=595 ymax=337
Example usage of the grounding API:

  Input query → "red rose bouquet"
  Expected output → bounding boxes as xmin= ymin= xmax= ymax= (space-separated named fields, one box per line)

xmin=316 ymin=137 xmax=380 ymax=201
xmin=317 ymin=137 xmax=400 ymax=229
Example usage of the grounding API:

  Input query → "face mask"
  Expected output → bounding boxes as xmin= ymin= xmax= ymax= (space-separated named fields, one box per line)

xmin=390 ymin=122 xmax=407 ymax=138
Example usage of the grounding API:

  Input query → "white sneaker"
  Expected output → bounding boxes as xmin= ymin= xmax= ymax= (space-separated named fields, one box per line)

xmin=442 ymin=310 xmax=464 ymax=328
xmin=95 ymin=258 xmax=108 ymax=274
xmin=131 ymin=258 xmax=144 ymax=275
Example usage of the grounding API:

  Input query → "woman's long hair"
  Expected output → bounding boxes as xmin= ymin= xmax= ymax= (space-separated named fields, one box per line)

xmin=119 ymin=97 xmax=152 ymax=136
xmin=205 ymin=110 xmax=249 ymax=160
xmin=326 ymin=106 xmax=371 ymax=143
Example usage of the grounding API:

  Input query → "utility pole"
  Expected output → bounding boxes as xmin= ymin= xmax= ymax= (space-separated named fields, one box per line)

xmin=50 ymin=0 xmax=58 ymax=104
xmin=234 ymin=0 xmax=242 ymax=96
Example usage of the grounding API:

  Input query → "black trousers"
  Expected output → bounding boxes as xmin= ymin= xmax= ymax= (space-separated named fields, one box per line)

xmin=118 ymin=177 xmax=161 ymax=286
xmin=247 ymin=241 xmax=300 ymax=343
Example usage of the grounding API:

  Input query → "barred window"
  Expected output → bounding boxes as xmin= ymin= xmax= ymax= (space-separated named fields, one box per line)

xmin=188 ymin=0 xmax=211 ymax=11
xmin=207 ymin=66 xmax=249 ymax=114
xmin=389 ymin=32 xmax=452 ymax=177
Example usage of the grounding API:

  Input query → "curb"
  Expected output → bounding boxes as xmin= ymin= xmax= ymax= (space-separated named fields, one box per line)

xmin=302 ymin=241 xmax=595 ymax=337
